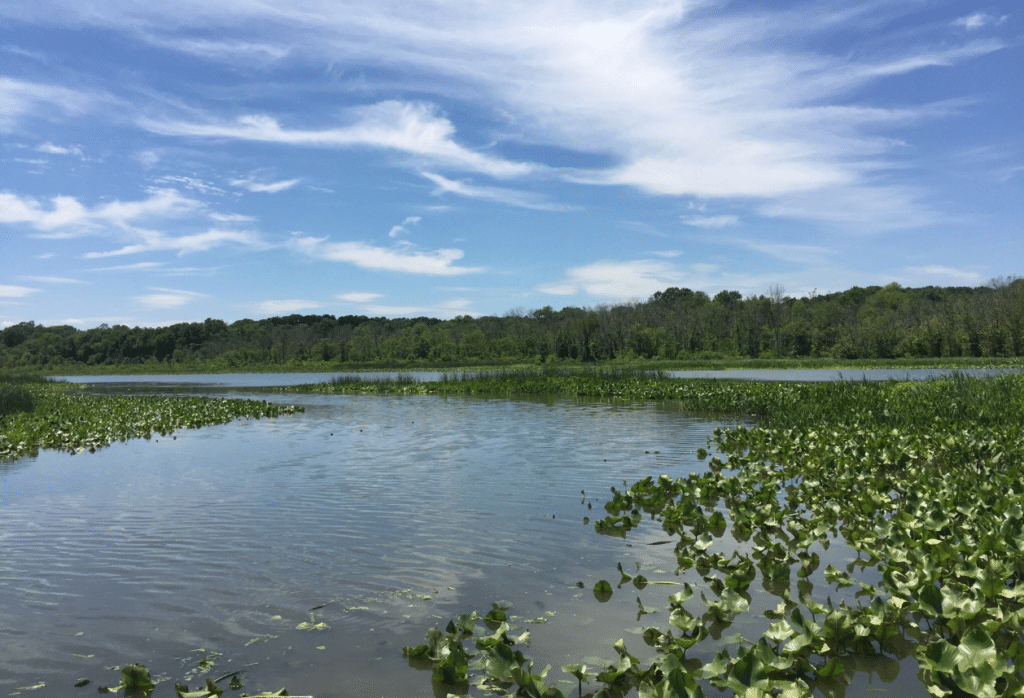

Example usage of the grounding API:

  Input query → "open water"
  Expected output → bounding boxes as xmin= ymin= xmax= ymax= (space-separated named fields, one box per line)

xmin=0 ymin=374 xmax=943 ymax=696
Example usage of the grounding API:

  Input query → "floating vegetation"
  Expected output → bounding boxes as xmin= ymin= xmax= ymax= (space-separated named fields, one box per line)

xmin=0 ymin=381 xmax=303 ymax=460
xmin=403 ymin=374 xmax=1024 ymax=697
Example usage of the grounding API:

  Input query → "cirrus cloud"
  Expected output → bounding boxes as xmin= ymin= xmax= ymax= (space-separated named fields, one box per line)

xmin=143 ymin=101 xmax=532 ymax=179
xmin=287 ymin=234 xmax=484 ymax=276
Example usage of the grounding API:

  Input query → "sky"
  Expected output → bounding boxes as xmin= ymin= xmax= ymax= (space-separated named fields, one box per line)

xmin=0 ymin=0 xmax=1021 ymax=328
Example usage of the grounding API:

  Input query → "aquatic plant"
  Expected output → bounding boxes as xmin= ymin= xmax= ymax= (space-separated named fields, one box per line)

xmin=403 ymin=374 xmax=1024 ymax=697
xmin=0 ymin=382 xmax=303 ymax=460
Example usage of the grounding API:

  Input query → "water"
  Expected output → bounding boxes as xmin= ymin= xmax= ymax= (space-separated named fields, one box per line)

xmin=0 ymin=376 xmax=942 ymax=697
xmin=0 ymin=387 xmax=744 ymax=697
xmin=52 ymin=366 xmax=1022 ymax=389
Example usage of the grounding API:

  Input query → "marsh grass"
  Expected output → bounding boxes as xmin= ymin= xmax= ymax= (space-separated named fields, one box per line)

xmin=0 ymin=371 xmax=52 ymax=418
xmin=326 ymin=373 xmax=418 ymax=386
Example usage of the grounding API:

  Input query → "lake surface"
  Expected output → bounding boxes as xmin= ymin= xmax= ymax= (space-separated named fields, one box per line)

xmin=52 ymin=366 xmax=1022 ymax=388
xmin=0 ymin=377 xmax=935 ymax=697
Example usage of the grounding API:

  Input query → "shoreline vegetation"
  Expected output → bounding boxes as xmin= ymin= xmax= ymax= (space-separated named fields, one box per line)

xmin=3 ymin=281 xmax=1023 ymax=374
xmin=0 ymin=375 xmax=303 ymax=461
xmin=5 ymin=368 xmax=1024 ymax=696
xmin=23 ymin=354 xmax=1024 ymax=376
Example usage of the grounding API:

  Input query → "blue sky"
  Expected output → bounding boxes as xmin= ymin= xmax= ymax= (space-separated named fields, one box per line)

xmin=1 ymin=0 xmax=1020 ymax=328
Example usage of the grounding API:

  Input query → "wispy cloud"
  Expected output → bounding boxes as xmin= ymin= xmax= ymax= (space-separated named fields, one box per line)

xmin=209 ymin=212 xmax=257 ymax=222
xmin=422 ymin=172 xmax=575 ymax=211
xmin=681 ymin=215 xmax=739 ymax=228
xmin=757 ymin=183 xmax=942 ymax=231
xmin=19 ymin=275 xmax=84 ymax=284
xmin=336 ymin=292 xmax=382 ymax=303
xmin=852 ymin=41 xmax=1004 ymax=79
xmin=155 ymin=175 xmax=225 ymax=195
xmin=135 ymin=287 xmax=205 ymax=309
xmin=953 ymin=13 xmax=1007 ymax=31
xmin=538 ymin=256 xmax=793 ymax=301
xmin=88 ymin=262 xmax=165 ymax=271
xmin=732 ymin=239 xmax=832 ymax=265
xmin=230 ymin=177 xmax=300 ymax=193
xmin=0 ymin=188 xmax=201 ymax=234
xmin=84 ymin=227 xmax=268 ymax=257
xmin=139 ymin=33 xmax=290 ymax=64
xmin=9 ymin=2 xmax=1006 ymax=230
xmin=287 ymin=234 xmax=484 ymax=275
xmin=143 ymin=101 xmax=531 ymax=178
xmin=904 ymin=265 xmax=984 ymax=285
xmin=36 ymin=142 xmax=83 ymax=157
xmin=388 ymin=216 xmax=421 ymax=238
xmin=255 ymin=299 xmax=325 ymax=315
xmin=539 ymin=259 xmax=685 ymax=300
xmin=352 ymin=299 xmax=478 ymax=318
xmin=0 ymin=77 xmax=92 ymax=132
xmin=0 ymin=284 xmax=38 ymax=298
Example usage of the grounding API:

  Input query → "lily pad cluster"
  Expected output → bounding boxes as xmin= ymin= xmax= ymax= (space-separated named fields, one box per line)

xmin=0 ymin=382 xmax=303 ymax=460
xmin=403 ymin=374 xmax=1024 ymax=697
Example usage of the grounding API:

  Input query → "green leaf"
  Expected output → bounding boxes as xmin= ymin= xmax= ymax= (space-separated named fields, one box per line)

xmin=593 ymin=580 xmax=613 ymax=602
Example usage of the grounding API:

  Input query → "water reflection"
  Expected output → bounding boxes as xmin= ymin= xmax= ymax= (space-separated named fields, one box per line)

xmin=52 ymin=366 xmax=1023 ymax=389
xmin=0 ymin=392 xmax=744 ymax=697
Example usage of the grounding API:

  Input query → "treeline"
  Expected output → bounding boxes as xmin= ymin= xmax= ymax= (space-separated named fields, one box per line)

xmin=2 ymin=279 xmax=1023 ymax=370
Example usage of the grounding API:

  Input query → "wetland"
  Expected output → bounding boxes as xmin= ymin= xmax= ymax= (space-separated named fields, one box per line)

xmin=1 ymin=370 xmax=1023 ymax=697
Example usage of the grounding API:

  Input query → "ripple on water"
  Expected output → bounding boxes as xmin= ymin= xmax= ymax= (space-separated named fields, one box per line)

xmin=0 ymin=393 xmax=749 ymax=696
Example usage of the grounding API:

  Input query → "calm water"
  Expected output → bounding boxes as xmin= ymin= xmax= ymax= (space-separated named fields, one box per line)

xmin=1 ymin=378 xmax=933 ymax=697
xmin=0 ymin=387 xmax=738 ymax=697
xmin=53 ymin=366 xmax=1023 ymax=388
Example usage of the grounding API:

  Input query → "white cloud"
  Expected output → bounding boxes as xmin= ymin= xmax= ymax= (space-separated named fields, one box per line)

xmin=388 ymin=216 xmax=422 ymax=238
xmin=143 ymin=101 xmax=531 ymax=178
xmin=732 ymin=239 xmax=831 ymax=265
xmin=135 ymin=288 xmax=205 ymax=309
xmin=9 ymin=1 xmax=1006 ymax=230
xmin=852 ymin=41 xmax=1003 ymax=79
xmin=287 ymin=234 xmax=484 ymax=276
xmin=139 ymin=33 xmax=290 ymax=63
xmin=336 ymin=292 xmax=383 ymax=303
xmin=357 ymin=301 xmax=479 ymax=319
xmin=88 ymin=262 xmax=165 ymax=271
xmin=0 ymin=77 xmax=91 ymax=131
xmin=19 ymin=275 xmax=84 ymax=284
xmin=904 ymin=265 xmax=984 ymax=285
xmin=952 ymin=13 xmax=999 ymax=30
xmin=36 ymin=142 xmax=83 ymax=156
xmin=136 ymin=150 xmax=161 ymax=168
xmin=538 ymin=257 xmax=798 ymax=301
xmin=539 ymin=259 xmax=685 ymax=300
xmin=681 ymin=215 xmax=739 ymax=228
xmin=421 ymin=172 xmax=575 ymax=211
xmin=230 ymin=177 xmax=300 ymax=193
xmin=255 ymin=299 xmax=326 ymax=315
xmin=84 ymin=227 xmax=268 ymax=257
xmin=758 ymin=183 xmax=941 ymax=231
xmin=155 ymin=175 xmax=225 ymax=195
xmin=0 ymin=284 xmax=38 ymax=298
xmin=0 ymin=188 xmax=201 ymax=233
xmin=209 ymin=212 xmax=257 ymax=222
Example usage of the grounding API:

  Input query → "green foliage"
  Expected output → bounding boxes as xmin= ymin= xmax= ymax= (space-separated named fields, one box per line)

xmin=3 ymin=279 xmax=1024 ymax=370
xmin=96 ymin=664 xmax=156 ymax=696
xmin=0 ymin=382 xmax=302 ymax=460
xmin=403 ymin=374 xmax=1024 ymax=697
xmin=0 ymin=382 xmax=35 ymax=417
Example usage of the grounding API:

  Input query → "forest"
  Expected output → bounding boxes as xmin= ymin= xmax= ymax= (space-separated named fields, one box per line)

xmin=2 ymin=279 xmax=1023 ymax=371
